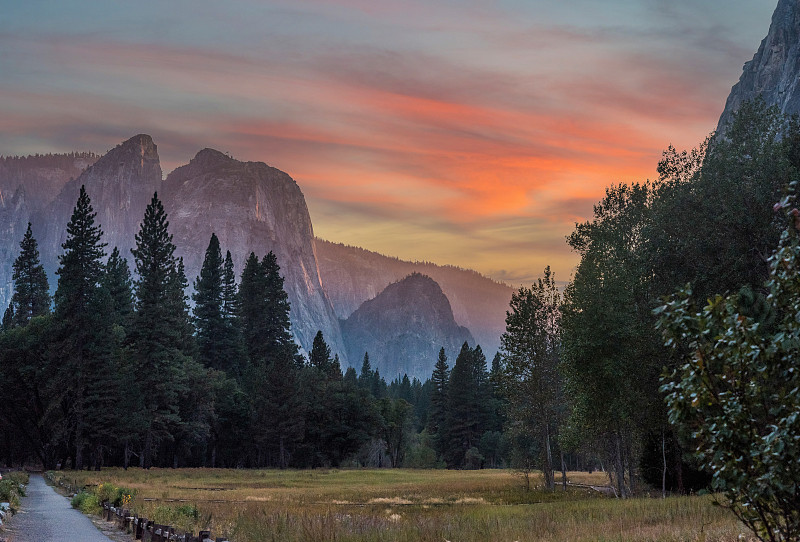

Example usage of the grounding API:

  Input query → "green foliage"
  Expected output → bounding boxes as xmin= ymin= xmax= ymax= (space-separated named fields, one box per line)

xmin=656 ymin=191 xmax=800 ymax=541
xmin=53 ymin=185 xmax=121 ymax=469
xmin=0 ymin=477 xmax=25 ymax=511
xmin=71 ymin=490 xmax=101 ymax=515
xmin=501 ymin=267 xmax=563 ymax=489
xmin=130 ymin=192 xmax=199 ymax=468
xmin=443 ymin=343 xmax=491 ymax=468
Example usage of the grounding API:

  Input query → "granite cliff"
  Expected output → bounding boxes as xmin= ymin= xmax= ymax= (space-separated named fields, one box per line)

xmin=162 ymin=148 xmax=345 ymax=360
xmin=341 ymin=273 xmax=475 ymax=380
xmin=718 ymin=0 xmax=800 ymax=131
xmin=32 ymin=134 xmax=161 ymax=280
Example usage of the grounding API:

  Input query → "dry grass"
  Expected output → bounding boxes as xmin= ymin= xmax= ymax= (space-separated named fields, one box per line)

xmin=50 ymin=468 xmax=753 ymax=542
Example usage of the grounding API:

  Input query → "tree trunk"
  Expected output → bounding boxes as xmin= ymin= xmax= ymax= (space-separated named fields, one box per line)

xmin=143 ymin=429 xmax=153 ymax=469
xmin=543 ymin=425 xmax=554 ymax=490
xmin=614 ymin=433 xmax=627 ymax=499
xmin=560 ymin=448 xmax=567 ymax=491
xmin=661 ymin=428 xmax=667 ymax=499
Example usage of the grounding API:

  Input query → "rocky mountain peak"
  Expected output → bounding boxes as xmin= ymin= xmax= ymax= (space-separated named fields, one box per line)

xmin=341 ymin=272 xmax=474 ymax=380
xmin=718 ymin=0 xmax=800 ymax=132
xmin=188 ymin=148 xmax=234 ymax=170
xmin=162 ymin=148 xmax=344 ymax=361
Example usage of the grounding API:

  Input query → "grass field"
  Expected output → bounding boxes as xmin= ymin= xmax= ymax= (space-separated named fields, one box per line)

xmin=49 ymin=468 xmax=753 ymax=541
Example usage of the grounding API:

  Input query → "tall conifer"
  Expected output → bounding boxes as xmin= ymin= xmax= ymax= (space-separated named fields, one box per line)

xmin=193 ymin=234 xmax=226 ymax=370
xmin=11 ymin=223 xmax=50 ymax=326
xmin=53 ymin=185 xmax=116 ymax=469
xmin=130 ymin=192 xmax=189 ymax=468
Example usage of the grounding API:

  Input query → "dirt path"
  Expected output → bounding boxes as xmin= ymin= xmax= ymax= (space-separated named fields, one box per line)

xmin=3 ymin=474 xmax=117 ymax=542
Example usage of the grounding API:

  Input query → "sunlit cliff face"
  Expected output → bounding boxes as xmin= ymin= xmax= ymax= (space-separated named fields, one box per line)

xmin=0 ymin=1 xmax=775 ymax=285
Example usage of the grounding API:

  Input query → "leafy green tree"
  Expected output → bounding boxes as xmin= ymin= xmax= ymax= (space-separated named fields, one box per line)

xmin=0 ymin=315 xmax=62 ymax=468
xmin=378 ymin=398 xmax=413 ymax=467
xmin=656 ymin=195 xmax=800 ymax=541
xmin=10 ymin=223 xmax=50 ymax=326
xmin=561 ymin=183 xmax=657 ymax=497
xmin=501 ymin=267 xmax=562 ymax=490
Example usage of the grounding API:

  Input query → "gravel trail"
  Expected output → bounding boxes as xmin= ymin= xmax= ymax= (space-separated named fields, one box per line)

xmin=4 ymin=474 xmax=114 ymax=542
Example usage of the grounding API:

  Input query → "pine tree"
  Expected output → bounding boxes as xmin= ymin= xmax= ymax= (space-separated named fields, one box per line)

xmin=428 ymin=347 xmax=450 ymax=447
xmin=309 ymin=330 xmax=332 ymax=374
xmin=53 ymin=185 xmax=117 ymax=469
xmin=193 ymin=234 xmax=227 ymax=370
xmin=1 ymin=305 xmax=12 ymax=331
xmin=238 ymin=252 xmax=268 ymax=366
xmin=103 ymin=247 xmax=134 ymax=329
xmin=11 ymin=223 xmax=50 ymax=326
xmin=130 ymin=192 xmax=192 ymax=468
xmin=359 ymin=352 xmax=373 ymax=390
xmin=222 ymin=250 xmax=238 ymax=321
xmin=237 ymin=251 xmax=300 ymax=466
xmin=261 ymin=252 xmax=297 ymax=363
xmin=445 ymin=342 xmax=490 ymax=468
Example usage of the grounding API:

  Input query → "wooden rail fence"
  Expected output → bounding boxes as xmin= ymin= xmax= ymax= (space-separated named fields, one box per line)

xmin=101 ymin=503 xmax=228 ymax=542
xmin=45 ymin=473 xmax=229 ymax=542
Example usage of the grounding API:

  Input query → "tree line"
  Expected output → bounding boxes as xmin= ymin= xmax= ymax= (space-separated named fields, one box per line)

xmin=492 ymin=99 xmax=800 ymax=514
xmin=0 ymin=188 xmax=419 ymax=469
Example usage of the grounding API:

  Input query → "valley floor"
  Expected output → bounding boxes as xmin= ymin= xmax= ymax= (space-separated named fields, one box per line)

xmin=50 ymin=468 xmax=752 ymax=542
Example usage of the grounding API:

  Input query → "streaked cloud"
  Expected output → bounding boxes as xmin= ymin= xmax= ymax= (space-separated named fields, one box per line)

xmin=0 ymin=0 xmax=776 ymax=286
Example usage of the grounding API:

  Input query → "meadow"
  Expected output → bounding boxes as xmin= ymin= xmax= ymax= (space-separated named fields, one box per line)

xmin=48 ymin=468 xmax=755 ymax=542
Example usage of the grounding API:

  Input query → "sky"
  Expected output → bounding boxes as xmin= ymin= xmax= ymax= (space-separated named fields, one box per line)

xmin=0 ymin=0 xmax=778 ymax=286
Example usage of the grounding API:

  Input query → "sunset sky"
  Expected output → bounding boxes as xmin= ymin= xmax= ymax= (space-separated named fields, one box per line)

xmin=0 ymin=1 xmax=777 ymax=285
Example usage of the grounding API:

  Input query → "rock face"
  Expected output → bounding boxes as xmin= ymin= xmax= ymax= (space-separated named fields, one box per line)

xmin=32 ymin=134 xmax=162 ymax=280
xmin=162 ymin=148 xmax=345 ymax=360
xmin=341 ymin=273 xmax=475 ymax=380
xmin=0 ymin=153 xmax=99 ymax=309
xmin=718 ymin=0 xmax=800 ymax=131
xmin=315 ymin=239 xmax=512 ymax=360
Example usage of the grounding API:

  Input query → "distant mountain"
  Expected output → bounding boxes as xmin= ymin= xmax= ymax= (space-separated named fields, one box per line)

xmin=0 ymin=135 xmax=514 ymax=370
xmin=315 ymin=239 xmax=512 ymax=359
xmin=718 ymin=0 xmax=800 ymax=131
xmin=0 ymin=152 xmax=99 ymax=308
xmin=32 ymin=135 xmax=162 ymax=283
xmin=162 ymin=147 xmax=345 ymax=359
xmin=341 ymin=273 xmax=474 ymax=380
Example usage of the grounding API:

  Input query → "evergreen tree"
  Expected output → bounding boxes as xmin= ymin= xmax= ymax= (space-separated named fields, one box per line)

xmin=428 ymin=347 xmax=450 ymax=455
xmin=103 ymin=247 xmax=134 ymax=329
xmin=237 ymin=251 xmax=300 ymax=466
xmin=261 ymin=252 xmax=297 ymax=363
xmin=193 ymin=234 xmax=226 ymax=370
xmin=1 ymin=305 xmax=12 ymax=331
xmin=53 ymin=185 xmax=117 ymax=469
xmin=238 ymin=252 xmax=268 ymax=365
xmin=130 ymin=192 xmax=192 ymax=468
xmin=359 ymin=352 xmax=373 ymax=389
xmin=445 ymin=342 xmax=490 ymax=468
xmin=309 ymin=330 xmax=333 ymax=374
xmin=222 ymin=250 xmax=238 ymax=321
xmin=10 ymin=223 xmax=50 ymax=326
